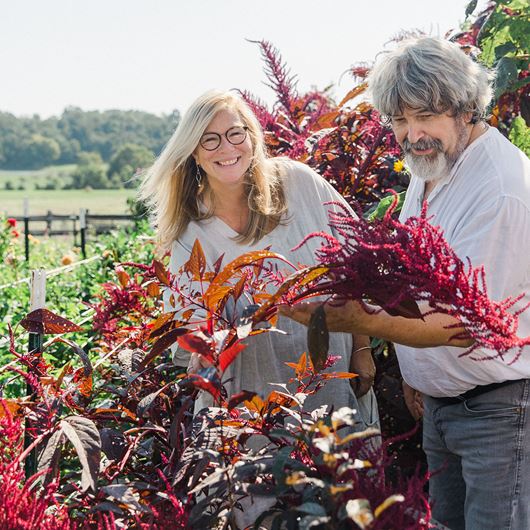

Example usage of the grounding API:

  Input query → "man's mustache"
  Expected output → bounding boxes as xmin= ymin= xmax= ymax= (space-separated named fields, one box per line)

xmin=402 ymin=138 xmax=444 ymax=153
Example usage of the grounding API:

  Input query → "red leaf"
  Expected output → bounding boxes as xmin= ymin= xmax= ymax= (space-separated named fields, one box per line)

xmin=141 ymin=328 xmax=189 ymax=368
xmin=218 ymin=342 xmax=246 ymax=373
xmin=20 ymin=308 xmax=83 ymax=335
xmin=228 ymin=390 xmax=256 ymax=410
xmin=183 ymin=373 xmax=221 ymax=400
xmin=177 ymin=334 xmax=216 ymax=361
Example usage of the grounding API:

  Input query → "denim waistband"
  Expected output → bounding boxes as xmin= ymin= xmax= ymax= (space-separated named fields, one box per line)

xmin=430 ymin=379 xmax=527 ymax=406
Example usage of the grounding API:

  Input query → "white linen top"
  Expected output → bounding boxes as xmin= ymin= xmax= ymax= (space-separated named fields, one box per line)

xmin=165 ymin=160 xmax=379 ymax=428
xmin=396 ymin=126 xmax=530 ymax=397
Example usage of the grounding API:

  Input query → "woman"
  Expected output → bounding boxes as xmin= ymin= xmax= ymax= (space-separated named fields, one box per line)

xmin=139 ymin=90 xmax=378 ymax=429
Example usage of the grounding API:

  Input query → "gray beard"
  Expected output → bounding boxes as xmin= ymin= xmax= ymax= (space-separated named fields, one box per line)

xmin=404 ymin=151 xmax=454 ymax=183
xmin=403 ymin=121 xmax=469 ymax=183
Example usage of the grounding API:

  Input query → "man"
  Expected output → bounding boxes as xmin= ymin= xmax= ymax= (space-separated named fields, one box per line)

xmin=281 ymin=37 xmax=530 ymax=530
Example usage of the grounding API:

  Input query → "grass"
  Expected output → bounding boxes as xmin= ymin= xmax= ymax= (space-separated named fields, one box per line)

xmin=0 ymin=164 xmax=77 ymax=190
xmin=2 ymin=189 xmax=137 ymax=216
xmin=1 ymin=165 xmax=137 ymax=216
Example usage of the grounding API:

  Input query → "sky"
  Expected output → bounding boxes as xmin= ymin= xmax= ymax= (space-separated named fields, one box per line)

xmin=1 ymin=0 xmax=482 ymax=119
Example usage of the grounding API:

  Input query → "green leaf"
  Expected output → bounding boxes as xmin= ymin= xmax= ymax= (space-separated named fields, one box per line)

xmin=495 ymin=57 xmax=519 ymax=99
xmin=368 ymin=191 xmax=406 ymax=221
xmin=509 ymin=116 xmax=530 ymax=157
xmin=465 ymin=0 xmax=478 ymax=18
xmin=494 ymin=41 xmax=517 ymax=60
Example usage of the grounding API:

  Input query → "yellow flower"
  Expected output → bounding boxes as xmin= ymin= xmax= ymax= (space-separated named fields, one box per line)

xmin=28 ymin=234 xmax=40 ymax=245
xmin=61 ymin=254 xmax=75 ymax=266
xmin=393 ymin=159 xmax=405 ymax=173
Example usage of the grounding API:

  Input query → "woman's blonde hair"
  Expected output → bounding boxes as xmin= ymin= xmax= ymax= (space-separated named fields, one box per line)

xmin=139 ymin=90 xmax=287 ymax=252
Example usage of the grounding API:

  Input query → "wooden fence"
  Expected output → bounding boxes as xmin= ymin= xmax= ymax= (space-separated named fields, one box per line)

xmin=11 ymin=210 xmax=140 ymax=261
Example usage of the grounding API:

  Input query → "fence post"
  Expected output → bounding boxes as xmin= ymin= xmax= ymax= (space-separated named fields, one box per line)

xmin=24 ymin=269 xmax=46 ymax=478
xmin=80 ymin=208 xmax=87 ymax=259
xmin=46 ymin=210 xmax=52 ymax=234
xmin=73 ymin=216 xmax=78 ymax=246
xmin=23 ymin=197 xmax=30 ymax=262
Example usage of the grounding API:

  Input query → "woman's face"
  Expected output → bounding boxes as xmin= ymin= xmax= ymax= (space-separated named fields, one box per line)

xmin=194 ymin=108 xmax=253 ymax=189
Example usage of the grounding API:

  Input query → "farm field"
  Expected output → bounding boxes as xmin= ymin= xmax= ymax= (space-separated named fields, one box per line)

xmin=1 ymin=188 xmax=137 ymax=216
xmin=0 ymin=164 xmax=77 ymax=189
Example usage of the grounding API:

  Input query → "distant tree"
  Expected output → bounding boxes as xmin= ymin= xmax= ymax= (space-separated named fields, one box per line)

xmin=69 ymin=151 xmax=110 ymax=189
xmin=77 ymin=151 xmax=104 ymax=166
xmin=25 ymin=134 xmax=61 ymax=168
xmin=107 ymin=143 xmax=154 ymax=189
xmin=0 ymin=108 xmax=179 ymax=170
xmin=4 ymin=180 xmax=15 ymax=190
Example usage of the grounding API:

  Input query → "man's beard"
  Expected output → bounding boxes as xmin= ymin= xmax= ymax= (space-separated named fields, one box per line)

xmin=402 ymin=122 xmax=468 ymax=183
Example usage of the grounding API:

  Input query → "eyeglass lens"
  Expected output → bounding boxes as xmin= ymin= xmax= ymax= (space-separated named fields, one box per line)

xmin=200 ymin=126 xmax=247 ymax=150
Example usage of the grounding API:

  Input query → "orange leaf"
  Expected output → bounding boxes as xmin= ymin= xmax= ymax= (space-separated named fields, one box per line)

xmin=204 ymin=250 xmax=288 ymax=296
xmin=315 ymin=110 xmax=339 ymax=128
xmin=146 ymin=281 xmax=160 ymax=297
xmin=338 ymin=83 xmax=367 ymax=108
xmin=265 ymin=390 xmax=296 ymax=411
xmin=243 ymin=394 xmax=265 ymax=414
xmin=115 ymin=267 xmax=130 ymax=288
xmin=149 ymin=313 xmax=174 ymax=336
xmin=0 ymin=399 xmax=25 ymax=419
xmin=184 ymin=239 xmax=207 ymax=278
xmin=203 ymin=285 xmax=232 ymax=313
xmin=153 ymin=259 xmax=170 ymax=286
xmin=73 ymin=369 xmax=93 ymax=397
xmin=321 ymin=371 xmax=357 ymax=380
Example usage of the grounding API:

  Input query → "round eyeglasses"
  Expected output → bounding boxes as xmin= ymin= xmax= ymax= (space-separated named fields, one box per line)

xmin=199 ymin=126 xmax=249 ymax=151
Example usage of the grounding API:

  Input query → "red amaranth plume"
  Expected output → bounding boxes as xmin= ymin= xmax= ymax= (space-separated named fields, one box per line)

xmin=250 ymin=39 xmax=299 ymax=121
xmin=291 ymin=198 xmax=530 ymax=362
xmin=0 ymin=403 xmax=74 ymax=530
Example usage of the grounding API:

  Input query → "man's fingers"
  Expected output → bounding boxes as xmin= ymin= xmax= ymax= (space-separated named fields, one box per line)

xmin=278 ymin=302 xmax=319 ymax=326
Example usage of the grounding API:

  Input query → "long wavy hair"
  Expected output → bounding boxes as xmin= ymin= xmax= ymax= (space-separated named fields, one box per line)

xmin=139 ymin=90 xmax=287 ymax=252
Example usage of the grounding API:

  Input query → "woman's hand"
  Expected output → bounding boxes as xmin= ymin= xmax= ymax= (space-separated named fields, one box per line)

xmin=350 ymin=335 xmax=376 ymax=398
xmin=350 ymin=347 xmax=376 ymax=397
xmin=187 ymin=352 xmax=213 ymax=374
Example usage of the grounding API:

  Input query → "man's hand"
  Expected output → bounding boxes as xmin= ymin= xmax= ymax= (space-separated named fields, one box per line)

xmin=402 ymin=380 xmax=423 ymax=420
xmin=279 ymin=299 xmax=369 ymax=335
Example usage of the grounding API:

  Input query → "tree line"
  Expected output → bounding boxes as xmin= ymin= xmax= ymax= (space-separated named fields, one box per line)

xmin=0 ymin=107 xmax=180 ymax=189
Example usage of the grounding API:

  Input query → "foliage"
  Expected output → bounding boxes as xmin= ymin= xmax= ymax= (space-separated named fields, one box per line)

xmin=0 ymin=108 xmax=179 ymax=171
xmin=0 ymin=408 xmax=74 ymax=530
xmin=241 ymin=41 xmax=409 ymax=215
xmin=455 ymin=0 xmax=530 ymax=136
xmin=0 ymin=242 xmax=432 ymax=529
xmin=288 ymin=198 xmax=530 ymax=361
xmin=107 ymin=143 xmax=154 ymax=189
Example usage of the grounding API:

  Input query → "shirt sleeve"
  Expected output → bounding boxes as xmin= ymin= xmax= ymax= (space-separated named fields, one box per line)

xmin=450 ymin=195 xmax=530 ymax=301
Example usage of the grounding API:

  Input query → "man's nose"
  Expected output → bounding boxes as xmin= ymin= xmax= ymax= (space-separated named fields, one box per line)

xmin=407 ymin=124 xmax=425 ymax=145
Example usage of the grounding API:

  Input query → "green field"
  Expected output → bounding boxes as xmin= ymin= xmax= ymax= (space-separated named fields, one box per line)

xmin=1 ymin=189 xmax=137 ymax=216
xmin=0 ymin=165 xmax=77 ymax=190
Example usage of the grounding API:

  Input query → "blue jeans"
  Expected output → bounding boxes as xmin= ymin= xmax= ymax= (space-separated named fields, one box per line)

xmin=423 ymin=380 xmax=530 ymax=530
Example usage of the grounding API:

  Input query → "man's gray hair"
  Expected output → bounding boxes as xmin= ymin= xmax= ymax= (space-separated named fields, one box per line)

xmin=367 ymin=37 xmax=494 ymax=122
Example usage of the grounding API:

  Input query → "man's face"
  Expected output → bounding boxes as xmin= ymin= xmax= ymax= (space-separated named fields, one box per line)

xmin=391 ymin=108 xmax=471 ymax=183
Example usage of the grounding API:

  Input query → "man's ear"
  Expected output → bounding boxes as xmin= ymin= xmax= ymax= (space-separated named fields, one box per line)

xmin=463 ymin=111 xmax=474 ymax=125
